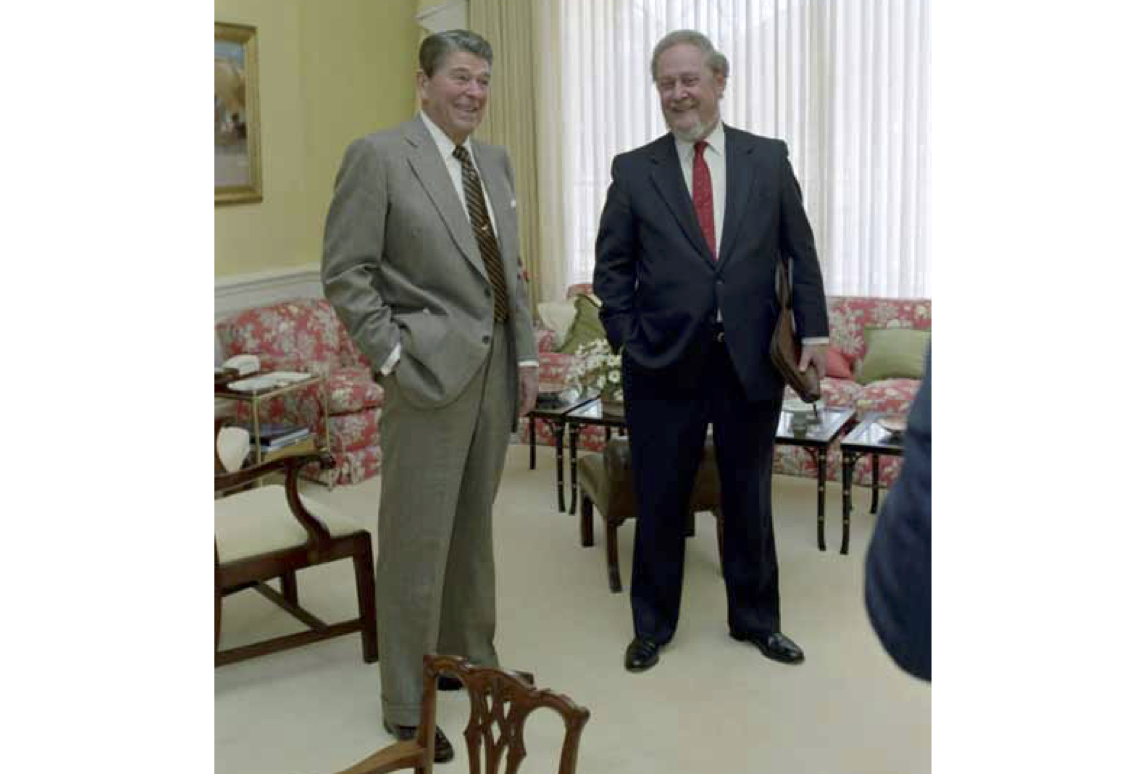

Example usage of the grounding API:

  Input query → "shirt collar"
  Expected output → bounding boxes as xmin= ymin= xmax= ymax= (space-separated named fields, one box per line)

xmin=419 ymin=110 xmax=474 ymax=162
xmin=675 ymin=121 xmax=726 ymax=162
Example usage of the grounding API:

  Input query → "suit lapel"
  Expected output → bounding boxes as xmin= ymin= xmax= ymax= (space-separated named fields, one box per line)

xmin=402 ymin=117 xmax=485 ymax=276
xmin=648 ymin=134 xmax=716 ymax=270
xmin=717 ymin=127 xmax=758 ymax=267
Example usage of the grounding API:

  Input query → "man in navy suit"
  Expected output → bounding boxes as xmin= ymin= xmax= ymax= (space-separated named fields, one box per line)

xmin=865 ymin=352 xmax=932 ymax=681
xmin=594 ymin=30 xmax=830 ymax=672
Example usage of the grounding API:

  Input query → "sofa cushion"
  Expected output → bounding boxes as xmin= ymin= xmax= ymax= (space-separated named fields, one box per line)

xmin=857 ymin=328 xmax=931 ymax=384
xmin=826 ymin=346 xmax=853 ymax=379
xmin=215 ymin=485 xmax=362 ymax=563
xmin=538 ymin=300 xmax=578 ymax=343
xmin=827 ymin=297 xmax=932 ymax=363
xmin=857 ymin=378 xmax=921 ymax=416
xmin=325 ymin=366 xmax=384 ymax=414
xmin=557 ymin=294 xmax=605 ymax=354
xmin=819 ymin=377 xmax=864 ymax=409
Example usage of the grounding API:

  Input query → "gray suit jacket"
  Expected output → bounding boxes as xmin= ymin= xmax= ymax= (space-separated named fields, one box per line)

xmin=322 ymin=116 xmax=536 ymax=423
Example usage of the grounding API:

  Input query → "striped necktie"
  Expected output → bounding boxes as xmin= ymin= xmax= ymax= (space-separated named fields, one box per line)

xmin=453 ymin=144 xmax=509 ymax=322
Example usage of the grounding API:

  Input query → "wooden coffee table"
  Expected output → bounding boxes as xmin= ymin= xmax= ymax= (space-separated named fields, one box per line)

xmin=839 ymin=412 xmax=905 ymax=555
xmin=774 ymin=406 xmax=856 ymax=552
xmin=527 ymin=391 xmax=596 ymax=511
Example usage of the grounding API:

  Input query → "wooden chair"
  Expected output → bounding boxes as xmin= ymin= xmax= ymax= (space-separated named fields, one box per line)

xmin=215 ymin=435 xmax=377 ymax=667
xmin=577 ymin=436 xmax=724 ymax=592
xmin=330 ymin=654 xmax=591 ymax=774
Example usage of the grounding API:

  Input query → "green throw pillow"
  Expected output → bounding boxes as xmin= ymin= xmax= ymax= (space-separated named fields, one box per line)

xmin=856 ymin=327 xmax=931 ymax=384
xmin=557 ymin=294 xmax=606 ymax=354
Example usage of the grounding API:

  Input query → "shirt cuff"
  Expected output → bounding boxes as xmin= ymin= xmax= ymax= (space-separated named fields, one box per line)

xmin=802 ymin=337 xmax=830 ymax=346
xmin=517 ymin=360 xmax=539 ymax=368
xmin=380 ymin=344 xmax=401 ymax=375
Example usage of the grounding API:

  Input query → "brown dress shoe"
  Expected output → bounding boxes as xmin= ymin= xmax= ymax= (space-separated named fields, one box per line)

xmin=731 ymin=630 xmax=805 ymax=664
xmin=383 ymin=719 xmax=454 ymax=763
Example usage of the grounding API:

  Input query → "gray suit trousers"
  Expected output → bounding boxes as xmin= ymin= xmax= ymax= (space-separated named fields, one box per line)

xmin=376 ymin=326 xmax=514 ymax=724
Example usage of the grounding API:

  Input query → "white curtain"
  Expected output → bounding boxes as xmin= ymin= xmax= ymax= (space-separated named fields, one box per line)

xmin=535 ymin=0 xmax=930 ymax=300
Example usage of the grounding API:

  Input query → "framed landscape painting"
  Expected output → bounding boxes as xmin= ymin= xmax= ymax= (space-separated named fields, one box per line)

xmin=215 ymin=22 xmax=262 ymax=205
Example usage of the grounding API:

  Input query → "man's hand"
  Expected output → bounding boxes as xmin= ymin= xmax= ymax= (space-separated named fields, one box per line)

xmin=799 ymin=343 xmax=828 ymax=377
xmin=517 ymin=366 xmax=540 ymax=417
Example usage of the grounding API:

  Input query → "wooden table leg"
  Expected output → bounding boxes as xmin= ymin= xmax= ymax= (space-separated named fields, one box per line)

xmin=554 ymin=423 xmax=565 ymax=512
xmin=871 ymin=454 xmax=881 ymax=514
xmin=815 ymin=448 xmax=826 ymax=551
xmin=568 ymin=423 xmax=580 ymax=515
xmin=529 ymin=416 xmax=537 ymax=470
xmin=841 ymin=452 xmax=855 ymax=555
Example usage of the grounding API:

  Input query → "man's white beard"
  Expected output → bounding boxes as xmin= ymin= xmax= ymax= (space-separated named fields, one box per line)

xmin=667 ymin=115 xmax=719 ymax=143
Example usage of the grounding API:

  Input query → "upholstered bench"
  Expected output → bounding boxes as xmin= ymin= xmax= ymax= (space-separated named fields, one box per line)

xmin=577 ymin=436 xmax=724 ymax=593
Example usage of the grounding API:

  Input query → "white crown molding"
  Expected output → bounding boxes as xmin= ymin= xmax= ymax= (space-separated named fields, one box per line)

xmin=214 ymin=263 xmax=323 ymax=363
xmin=215 ymin=263 xmax=323 ymax=320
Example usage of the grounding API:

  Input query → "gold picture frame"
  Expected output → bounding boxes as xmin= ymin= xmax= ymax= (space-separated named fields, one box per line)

xmin=215 ymin=22 xmax=262 ymax=205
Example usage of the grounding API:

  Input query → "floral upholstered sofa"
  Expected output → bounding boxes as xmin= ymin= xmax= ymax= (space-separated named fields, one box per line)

xmin=215 ymin=299 xmax=383 ymax=486
xmin=518 ymin=284 xmax=931 ymax=489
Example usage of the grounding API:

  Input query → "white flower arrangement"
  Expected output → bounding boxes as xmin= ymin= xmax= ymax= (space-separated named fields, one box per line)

xmin=566 ymin=338 xmax=624 ymax=403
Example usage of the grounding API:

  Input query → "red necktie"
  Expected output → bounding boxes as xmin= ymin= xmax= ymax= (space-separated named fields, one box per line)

xmin=692 ymin=140 xmax=716 ymax=259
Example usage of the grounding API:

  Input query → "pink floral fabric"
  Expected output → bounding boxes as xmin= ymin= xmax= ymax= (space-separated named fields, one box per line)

xmin=217 ymin=299 xmax=352 ymax=370
xmin=524 ymin=289 xmax=931 ymax=490
xmin=218 ymin=298 xmax=383 ymax=486
xmin=325 ymin=367 xmax=384 ymax=414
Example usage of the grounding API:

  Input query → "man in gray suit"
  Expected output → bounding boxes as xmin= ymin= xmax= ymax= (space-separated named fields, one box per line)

xmin=322 ymin=30 xmax=538 ymax=764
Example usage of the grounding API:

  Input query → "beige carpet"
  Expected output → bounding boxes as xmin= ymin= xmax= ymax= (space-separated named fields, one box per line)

xmin=215 ymin=445 xmax=930 ymax=774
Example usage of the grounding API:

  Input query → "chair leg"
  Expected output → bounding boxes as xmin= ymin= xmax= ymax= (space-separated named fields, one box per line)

xmin=714 ymin=508 xmax=725 ymax=570
xmin=684 ymin=510 xmax=696 ymax=537
xmin=280 ymin=571 xmax=298 ymax=605
xmin=580 ymin=493 xmax=594 ymax=547
xmin=353 ymin=543 xmax=379 ymax=664
xmin=606 ymin=522 xmax=622 ymax=593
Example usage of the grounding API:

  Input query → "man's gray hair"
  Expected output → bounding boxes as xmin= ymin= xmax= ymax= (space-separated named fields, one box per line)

xmin=650 ymin=29 xmax=729 ymax=81
xmin=419 ymin=29 xmax=493 ymax=77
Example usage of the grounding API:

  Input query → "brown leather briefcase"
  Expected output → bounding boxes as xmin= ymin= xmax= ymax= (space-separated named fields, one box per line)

xmin=769 ymin=258 xmax=821 ymax=403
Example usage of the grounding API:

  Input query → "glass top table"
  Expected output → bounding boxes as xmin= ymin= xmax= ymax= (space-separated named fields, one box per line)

xmin=526 ymin=389 xmax=597 ymax=512
xmin=773 ymin=405 xmax=856 ymax=551
xmin=839 ymin=412 xmax=906 ymax=555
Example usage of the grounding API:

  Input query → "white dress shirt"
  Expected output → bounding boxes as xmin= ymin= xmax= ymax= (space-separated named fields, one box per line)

xmin=379 ymin=112 xmax=538 ymax=374
xmin=676 ymin=123 xmax=828 ymax=347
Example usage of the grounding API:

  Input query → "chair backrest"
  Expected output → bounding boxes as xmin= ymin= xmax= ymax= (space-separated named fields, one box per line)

xmin=419 ymin=654 xmax=590 ymax=774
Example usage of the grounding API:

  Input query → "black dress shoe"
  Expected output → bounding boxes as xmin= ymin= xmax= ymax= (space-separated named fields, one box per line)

xmin=624 ymin=638 xmax=661 ymax=672
xmin=438 ymin=670 xmax=536 ymax=691
xmin=383 ymin=719 xmax=454 ymax=763
xmin=731 ymin=630 xmax=805 ymax=664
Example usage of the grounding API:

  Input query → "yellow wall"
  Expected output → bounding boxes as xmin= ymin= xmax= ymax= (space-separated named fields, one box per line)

xmin=215 ymin=0 xmax=418 ymax=277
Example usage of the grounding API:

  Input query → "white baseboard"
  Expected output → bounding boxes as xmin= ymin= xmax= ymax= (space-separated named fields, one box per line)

xmin=215 ymin=263 xmax=323 ymax=363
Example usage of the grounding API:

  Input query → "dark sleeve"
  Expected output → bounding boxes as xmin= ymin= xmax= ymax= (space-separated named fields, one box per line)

xmin=777 ymin=142 xmax=829 ymax=340
xmin=593 ymin=156 xmax=637 ymax=353
xmin=864 ymin=351 xmax=932 ymax=680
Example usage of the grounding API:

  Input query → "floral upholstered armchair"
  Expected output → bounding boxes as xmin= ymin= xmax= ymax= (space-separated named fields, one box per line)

xmin=215 ymin=299 xmax=383 ymax=486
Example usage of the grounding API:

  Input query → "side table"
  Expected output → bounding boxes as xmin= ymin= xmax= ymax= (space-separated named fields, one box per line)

xmin=526 ymin=393 xmax=596 ymax=512
xmin=561 ymin=399 xmax=627 ymax=515
xmin=839 ymin=412 xmax=904 ymax=555
xmin=214 ymin=373 xmax=330 ymax=468
xmin=774 ymin=406 xmax=856 ymax=552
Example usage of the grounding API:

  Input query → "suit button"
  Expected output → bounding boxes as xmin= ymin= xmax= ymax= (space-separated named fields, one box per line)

xmin=485 ymin=287 xmax=492 ymax=296
xmin=483 ymin=334 xmax=491 ymax=344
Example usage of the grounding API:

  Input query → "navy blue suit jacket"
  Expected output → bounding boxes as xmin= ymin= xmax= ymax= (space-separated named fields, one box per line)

xmin=865 ymin=352 xmax=932 ymax=681
xmin=593 ymin=126 xmax=828 ymax=400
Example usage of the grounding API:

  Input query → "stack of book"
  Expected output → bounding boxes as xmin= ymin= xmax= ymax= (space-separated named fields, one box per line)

xmin=236 ymin=422 xmax=313 ymax=455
